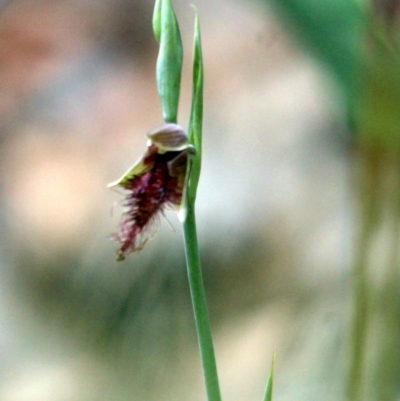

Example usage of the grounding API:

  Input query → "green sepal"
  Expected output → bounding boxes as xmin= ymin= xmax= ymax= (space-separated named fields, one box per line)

xmin=156 ymin=0 xmax=183 ymax=124
xmin=107 ymin=150 xmax=153 ymax=188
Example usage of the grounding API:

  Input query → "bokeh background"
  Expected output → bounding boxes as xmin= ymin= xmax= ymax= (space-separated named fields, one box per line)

xmin=0 ymin=0 xmax=356 ymax=400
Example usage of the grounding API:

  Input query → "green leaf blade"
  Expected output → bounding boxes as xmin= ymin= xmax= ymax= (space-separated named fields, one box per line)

xmin=187 ymin=10 xmax=204 ymax=204
xmin=262 ymin=354 xmax=275 ymax=401
xmin=268 ymin=0 xmax=365 ymax=97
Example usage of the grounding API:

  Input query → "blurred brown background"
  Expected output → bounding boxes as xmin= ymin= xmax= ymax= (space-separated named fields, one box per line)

xmin=0 ymin=0 xmax=349 ymax=400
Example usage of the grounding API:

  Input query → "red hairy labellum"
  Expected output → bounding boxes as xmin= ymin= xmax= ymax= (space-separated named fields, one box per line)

xmin=109 ymin=124 xmax=189 ymax=261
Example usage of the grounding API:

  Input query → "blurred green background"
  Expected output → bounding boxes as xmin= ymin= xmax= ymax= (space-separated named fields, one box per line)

xmin=0 ymin=0 xmax=395 ymax=400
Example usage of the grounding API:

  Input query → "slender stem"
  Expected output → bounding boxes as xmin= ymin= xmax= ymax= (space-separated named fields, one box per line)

xmin=347 ymin=226 xmax=371 ymax=401
xmin=183 ymin=205 xmax=222 ymax=401
xmin=346 ymin=149 xmax=379 ymax=401
xmin=371 ymin=152 xmax=400 ymax=401
xmin=347 ymin=145 xmax=386 ymax=401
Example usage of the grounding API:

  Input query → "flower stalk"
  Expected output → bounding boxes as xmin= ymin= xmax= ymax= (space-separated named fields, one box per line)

xmin=154 ymin=2 xmax=221 ymax=399
xmin=183 ymin=206 xmax=222 ymax=401
xmin=156 ymin=2 xmax=221 ymax=400
xmin=109 ymin=1 xmax=221 ymax=398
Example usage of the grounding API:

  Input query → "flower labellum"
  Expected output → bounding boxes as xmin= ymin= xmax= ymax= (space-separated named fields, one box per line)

xmin=108 ymin=124 xmax=191 ymax=261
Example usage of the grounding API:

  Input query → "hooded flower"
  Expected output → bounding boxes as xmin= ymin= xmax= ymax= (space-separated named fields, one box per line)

xmin=109 ymin=124 xmax=190 ymax=261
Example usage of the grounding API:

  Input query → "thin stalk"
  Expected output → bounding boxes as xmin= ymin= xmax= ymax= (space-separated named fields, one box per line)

xmin=183 ymin=205 xmax=222 ymax=401
xmin=347 ymin=225 xmax=371 ymax=401
xmin=346 ymin=148 xmax=381 ymax=401
xmin=371 ymin=152 xmax=400 ymax=401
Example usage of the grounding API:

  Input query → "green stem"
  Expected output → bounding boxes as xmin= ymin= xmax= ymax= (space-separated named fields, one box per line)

xmin=346 ymin=149 xmax=380 ymax=401
xmin=183 ymin=205 xmax=222 ymax=401
xmin=347 ymin=226 xmax=371 ymax=401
